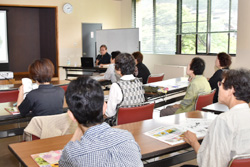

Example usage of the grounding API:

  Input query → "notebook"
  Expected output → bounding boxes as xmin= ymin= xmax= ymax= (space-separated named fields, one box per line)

xmin=31 ymin=150 xmax=62 ymax=167
xmin=81 ymin=57 xmax=94 ymax=68
xmin=5 ymin=107 xmax=20 ymax=115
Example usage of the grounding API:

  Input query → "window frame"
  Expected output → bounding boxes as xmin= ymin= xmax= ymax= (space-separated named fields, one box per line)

xmin=132 ymin=0 xmax=237 ymax=56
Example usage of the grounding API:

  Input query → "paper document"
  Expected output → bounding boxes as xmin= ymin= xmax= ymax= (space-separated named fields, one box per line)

xmin=144 ymin=118 xmax=216 ymax=145
xmin=31 ymin=150 xmax=62 ymax=167
xmin=22 ymin=78 xmax=38 ymax=99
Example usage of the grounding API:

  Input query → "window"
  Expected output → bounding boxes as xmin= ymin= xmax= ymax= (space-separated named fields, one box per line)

xmin=132 ymin=0 xmax=238 ymax=55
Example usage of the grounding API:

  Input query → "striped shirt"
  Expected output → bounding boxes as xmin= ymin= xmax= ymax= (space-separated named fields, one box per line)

xmin=59 ymin=122 xmax=143 ymax=167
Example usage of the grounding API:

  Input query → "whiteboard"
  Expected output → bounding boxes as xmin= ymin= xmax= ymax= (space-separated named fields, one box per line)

xmin=0 ymin=10 xmax=9 ymax=63
xmin=96 ymin=28 xmax=139 ymax=56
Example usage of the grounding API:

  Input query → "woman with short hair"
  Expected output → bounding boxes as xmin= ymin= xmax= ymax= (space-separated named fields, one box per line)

xmin=209 ymin=52 xmax=232 ymax=103
xmin=132 ymin=51 xmax=151 ymax=84
xmin=17 ymin=58 xmax=64 ymax=116
xmin=104 ymin=53 xmax=145 ymax=119
xmin=160 ymin=57 xmax=211 ymax=116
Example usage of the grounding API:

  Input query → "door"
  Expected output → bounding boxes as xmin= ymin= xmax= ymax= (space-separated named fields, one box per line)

xmin=82 ymin=23 xmax=102 ymax=61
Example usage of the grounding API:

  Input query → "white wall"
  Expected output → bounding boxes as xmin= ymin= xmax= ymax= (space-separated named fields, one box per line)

xmin=0 ymin=0 xmax=132 ymax=79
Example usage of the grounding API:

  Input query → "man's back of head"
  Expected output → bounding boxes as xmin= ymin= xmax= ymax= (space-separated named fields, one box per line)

xmin=60 ymin=76 xmax=143 ymax=167
xmin=66 ymin=76 xmax=104 ymax=127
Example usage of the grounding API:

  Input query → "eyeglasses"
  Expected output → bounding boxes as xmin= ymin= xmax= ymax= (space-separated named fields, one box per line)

xmin=218 ymin=81 xmax=224 ymax=87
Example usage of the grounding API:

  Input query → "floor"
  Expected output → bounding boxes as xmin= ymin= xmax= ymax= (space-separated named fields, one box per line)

xmin=0 ymin=136 xmax=20 ymax=167
xmin=0 ymin=123 xmax=26 ymax=167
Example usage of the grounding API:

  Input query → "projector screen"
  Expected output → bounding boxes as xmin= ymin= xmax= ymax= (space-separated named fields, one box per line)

xmin=0 ymin=10 xmax=9 ymax=63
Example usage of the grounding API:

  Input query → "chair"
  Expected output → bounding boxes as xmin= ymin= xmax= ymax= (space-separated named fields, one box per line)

xmin=228 ymin=154 xmax=250 ymax=167
xmin=60 ymin=85 xmax=68 ymax=92
xmin=0 ymin=90 xmax=19 ymax=103
xmin=117 ymin=103 xmax=155 ymax=125
xmin=23 ymin=113 xmax=77 ymax=141
xmin=195 ymin=89 xmax=216 ymax=111
xmin=147 ymin=73 xmax=165 ymax=83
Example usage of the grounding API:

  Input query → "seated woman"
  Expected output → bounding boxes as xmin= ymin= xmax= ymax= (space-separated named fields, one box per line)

xmin=209 ymin=52 xmax=231 ymax=103
xmin=17 ymin=58 xmax=65 ymax=117
xmin=104 ymin=51 xmax=121 ymax=83
xmin=104 ymin=53 xmax=145 ymax=118
xmin=160 ymin=57 xmax=211 ymax=117
xmin=132 ymin=51 xmax=151 ymax=84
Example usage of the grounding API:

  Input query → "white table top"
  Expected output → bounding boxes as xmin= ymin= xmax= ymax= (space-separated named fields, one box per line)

xmin=145 ymin=77 xmax=189 ymax=91
xmin=202 ymin=102 xmax=229 ymax=113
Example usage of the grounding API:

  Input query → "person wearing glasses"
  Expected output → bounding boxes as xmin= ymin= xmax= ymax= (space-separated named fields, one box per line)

xmin=209 ymin=52 xmax=232 ymax=103
xmin=182 ymin=69 xmax=250 ymax=167
xmin=95 ymin=44 xmax=111 ymax=66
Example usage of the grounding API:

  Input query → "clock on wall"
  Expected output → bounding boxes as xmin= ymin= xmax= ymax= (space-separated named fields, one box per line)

xmin=63 ymin=3 xmax=73 ymax=14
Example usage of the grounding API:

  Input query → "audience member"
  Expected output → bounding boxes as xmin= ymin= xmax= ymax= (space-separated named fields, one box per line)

xmin=104 ymin=51 xmax=121 ymax=83
xmin=160 ymin=57 xmax=211 ymax=116
xmin=95 ymin=44 xmax=111 ymax=66
xmin=17 ymin=58 xmax=64 ymax=116
xmin=104 ymin=53 xmax=145 ymax=120
xmin=182 ymin=69 xmax=250 ymax=167
xmin=132 ymin=51 xmax=151 ymax=84
xmin=209 ymin=52 xmax=232 ymax=103
xmin=59 ymin=77 xmax=143 ymax=167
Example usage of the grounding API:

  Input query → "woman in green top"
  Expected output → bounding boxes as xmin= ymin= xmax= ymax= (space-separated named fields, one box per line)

xmin=160 ymin=57 xmax=211 ymax=117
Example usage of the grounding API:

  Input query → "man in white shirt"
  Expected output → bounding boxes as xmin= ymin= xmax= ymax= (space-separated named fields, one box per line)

xmin=182 ymin=69 xmax=250 ymax=167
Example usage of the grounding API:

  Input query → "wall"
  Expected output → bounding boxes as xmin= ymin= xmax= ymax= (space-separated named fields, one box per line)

xmin=39 ymin=8 xmax=57 ymax=75
xmin=0 ymin=7 xmax=41 ymax=72
xmin=0 ymin=0 xmax=132 ymax=79
xmin=3 ymin=0 xmax=247 ymax=79
xmin=235 ymin=0 xmax=250 ymax=70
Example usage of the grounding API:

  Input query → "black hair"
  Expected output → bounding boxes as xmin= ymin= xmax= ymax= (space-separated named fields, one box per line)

xmin=115 ymin=53 xmax=136 ymax=75
xmin=222 ymin=69 xmax=250 ymax=103
xmin=111 ymin=51 xmax=121 ymax=59
xmin=217 ymin=52 xmax=232 ymax=68
xmin=65 ymin=77 xmax=104 ymax=127
xmin=100 ymin=44 xmax=107 ymax=50
xmin=190 ymin=57 xmax=205 ymax=75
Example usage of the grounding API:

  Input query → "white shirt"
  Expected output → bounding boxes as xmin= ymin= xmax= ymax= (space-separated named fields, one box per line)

xmin=105 ymin=74 xmax=135 ymax=117
xmin=104 ymin=64 xmax=120 ymax=83
xmin=197 ymin=103 xmax=250 ymax=167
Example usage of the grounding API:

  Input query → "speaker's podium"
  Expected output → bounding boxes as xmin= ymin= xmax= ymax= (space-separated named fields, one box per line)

xmin=0 ymin=71 xmax=14 ymax=84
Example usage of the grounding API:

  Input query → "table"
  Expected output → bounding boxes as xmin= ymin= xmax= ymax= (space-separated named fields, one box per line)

xmin=60 ymin=66 xmax=107 ymax=80
xmin=145 ymin=77 xmax=189 ymax=92
xmin=202 ymin=102 xmax=229 ymax=114
xmin=8 ymin=111 xmax=217 ymax=167
xmin=145 ymin=77 xmax=189 ymax=108
xmin=1 ymin=77 xmax=187 ymax=139
xmin=0 ymin=80 xmax=71 ymax=139
xmin=0 ymin=80 xmax=70 ymax=91
xmin=0 ymin=80 xmax=70 ymax=119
